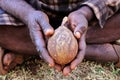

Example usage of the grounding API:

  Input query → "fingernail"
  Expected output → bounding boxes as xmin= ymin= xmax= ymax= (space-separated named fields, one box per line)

xmin=55 ymin=69 xmax=58 ymax=72
xmin=64 ymin=73 xmax=69 ymax=76
xmin=4 ymin=66 xmax=9 ymax=70
xmin=46 ymin=29 xmax=54 ymax=36
xmin=71 ymin=66 xmax=77 ymax=70
xmin=55 ymin=69 xmax=59 ymax=72
xmin=49 ymin=64 xmax=53 ymax=67
xmin=49 ymin=64 xmax=52 ymax=67
xmin=55 ymin=68 xmax=61 ymax=72
xmin=74 ymin=32 xmax=81 ymax=39
xmin=75 ymin=67 xmax=77 ymax=70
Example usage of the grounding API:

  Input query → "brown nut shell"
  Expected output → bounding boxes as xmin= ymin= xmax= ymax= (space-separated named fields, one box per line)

xmin=47 ymin=26 xmax=78 ymax=65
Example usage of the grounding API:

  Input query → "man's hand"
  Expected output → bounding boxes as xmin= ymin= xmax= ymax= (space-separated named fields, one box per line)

xmin=0 ymin=0 xmax=55 ymax=66
xmin=26 ymin=11 xmax=56 ymax=67
xmin=0 ymin=0 xmax=62 ymax=72
xmin=62 ymin=6 xmax=93 ymax=76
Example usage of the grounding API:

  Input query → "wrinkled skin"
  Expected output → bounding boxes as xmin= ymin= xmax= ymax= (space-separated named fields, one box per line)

xmin=0 ymin=11 xmax=120 ymax=75
xmin=0 ymin=0 xmax=93 ymax=75
xmin=0 ymin=0 xmax=120 ymax=76
xmin=62 ymin=6 xmax=90 ymax=76
xmin=26 ymin=11 xmax=55 ymax=67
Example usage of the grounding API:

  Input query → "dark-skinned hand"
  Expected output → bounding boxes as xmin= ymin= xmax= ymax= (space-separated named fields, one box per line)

xmin=62 ymin=8 xmax=89 ymax=76
xmin=26 ymin=11 xmax=62 ymax=71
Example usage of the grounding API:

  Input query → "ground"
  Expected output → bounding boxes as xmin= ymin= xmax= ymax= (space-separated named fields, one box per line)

xmin=0 ymin=57 xmax=120 ymax=80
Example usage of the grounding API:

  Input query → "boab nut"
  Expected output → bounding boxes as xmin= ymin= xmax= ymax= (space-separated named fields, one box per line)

xmin=47 ymin=26 xmax=78 ymax=65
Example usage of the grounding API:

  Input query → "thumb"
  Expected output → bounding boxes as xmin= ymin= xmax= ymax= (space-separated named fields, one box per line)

xmin=74 ymin=24 xmax=87 ymax=39
xmin=40 ymin=20 xmax=54 ymax=37
xmin=37 ymin=14 xmax=54 ymax=37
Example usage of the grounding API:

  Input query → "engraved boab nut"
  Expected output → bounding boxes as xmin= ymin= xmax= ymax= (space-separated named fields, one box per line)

xmin=47 ymin=26 xmax=78 ymax=65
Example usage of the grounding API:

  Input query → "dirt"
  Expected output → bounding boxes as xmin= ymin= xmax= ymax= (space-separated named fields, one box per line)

xmin=0 ymin=57 xmax=120 ymax=80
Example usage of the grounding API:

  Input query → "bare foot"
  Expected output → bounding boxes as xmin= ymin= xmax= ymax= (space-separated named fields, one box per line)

xmin=3 ymin=52 xmax=23 ymax=71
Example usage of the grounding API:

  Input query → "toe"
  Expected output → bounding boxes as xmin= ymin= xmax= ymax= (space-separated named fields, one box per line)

xmin=3 ymin=53 xmax=15 ymax=67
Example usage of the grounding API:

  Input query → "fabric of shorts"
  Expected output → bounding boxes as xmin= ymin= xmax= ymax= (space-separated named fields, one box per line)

xmin=0 ymin=8 xmax=24 ymax=26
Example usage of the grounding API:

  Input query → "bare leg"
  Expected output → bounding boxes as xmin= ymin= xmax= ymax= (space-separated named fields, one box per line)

xmin=0 ymin=12 xmax=120 ymax=55
xmin=0 ymin=13 xmax=120 ymax=55
xmin=86 ymin=12 xmax=120 ymax=44
xmin=0 ymin=26 xmax=37 ymax=55
xmin=0 ymin=26 xmax=38 ymax=75
xmin=0 ymin=11 xmax=120 ymax=72
xmin=85 ymin=44 xmax=118 ymax=63
xmin=85 ymin=12 xmax=120 ymax=65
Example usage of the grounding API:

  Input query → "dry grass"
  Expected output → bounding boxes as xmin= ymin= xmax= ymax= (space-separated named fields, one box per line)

xmin=0 ymin=57 xmax=120 ymax=80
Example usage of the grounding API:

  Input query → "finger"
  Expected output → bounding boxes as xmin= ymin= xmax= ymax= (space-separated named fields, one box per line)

xmin=54 ymin=64 xmax=62 ymax=72
xmin=63 ymin=66 xmax=71 ymax=76
xmin=3 ymin=53 xmax=15 ymax=66
xmin=40 ymin=47 xmax=55 ymax=67
xmin=30 ymin=28 xmax=55 ymax=67
xmin=37 ymin=40 xmax=54 ymax=67
xmin=70 ymin=23 xmax=76 ymax=32
xmin=74 ymin=24 xmax=87 ymax=39
xmin=71 ymin=34 xmax=86 ymax=70
xmin=37 ymin=15 xmax=54 ymax=37
xmin=70 ymin=50 xmax=85 ymax=70
xmin=68 ymin=19 xmax=76 ymax=31
xmin=4 ymin=66 xmax=9 ymax=71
